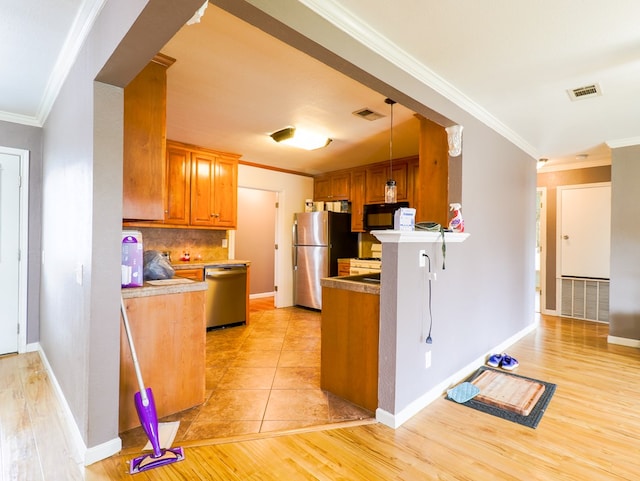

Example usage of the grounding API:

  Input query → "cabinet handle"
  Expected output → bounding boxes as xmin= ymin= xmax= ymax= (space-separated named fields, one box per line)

xmin=210 ymin=213 xmax=220 ymax=218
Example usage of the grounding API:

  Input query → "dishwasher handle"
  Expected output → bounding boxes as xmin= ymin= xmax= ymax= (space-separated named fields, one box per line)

xmin=205 ymin=265 xmax=247 ymax=279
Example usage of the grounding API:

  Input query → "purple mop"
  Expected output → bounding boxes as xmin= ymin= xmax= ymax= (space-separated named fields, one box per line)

xmin=120 ymin=297 xmax=185 ymax=474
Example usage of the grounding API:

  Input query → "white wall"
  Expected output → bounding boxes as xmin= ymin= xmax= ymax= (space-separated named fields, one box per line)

xmin=238 ymin=164 xmax=314 ymax=307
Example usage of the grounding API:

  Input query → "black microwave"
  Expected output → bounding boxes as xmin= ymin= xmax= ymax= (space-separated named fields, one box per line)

xmin=363 ymin=202 xmax=410 ymax=231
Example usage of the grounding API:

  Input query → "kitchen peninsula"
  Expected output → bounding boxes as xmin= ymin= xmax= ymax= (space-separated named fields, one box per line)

xmin=120 ymin=279 xmax=207 ymax=432
xmin=320 ymin=274 xmax=380 ymax=412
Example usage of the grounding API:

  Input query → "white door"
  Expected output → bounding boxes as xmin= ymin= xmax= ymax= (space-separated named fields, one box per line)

xmin=0 ymin=151 xmax=21 ymax=354
xmin=560 ymin=184 xmax=611 ymax=279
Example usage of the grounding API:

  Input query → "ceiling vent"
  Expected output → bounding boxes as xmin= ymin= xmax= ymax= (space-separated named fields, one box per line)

xmin=567 ymin=83 xmax=602 ymax=101
xmin=352 ymin=108 xmax=385 ymax=121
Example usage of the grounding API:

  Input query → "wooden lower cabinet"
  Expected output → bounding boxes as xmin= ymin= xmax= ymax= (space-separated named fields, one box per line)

xmin=119 ymin=290 xmax=206 ymax=432
xmin=321 ymin=286 xmax=379 ymax=412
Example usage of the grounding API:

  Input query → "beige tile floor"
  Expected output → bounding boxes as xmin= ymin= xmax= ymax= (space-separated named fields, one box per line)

xmin=120 ymin=297 xmax=373 ymax=449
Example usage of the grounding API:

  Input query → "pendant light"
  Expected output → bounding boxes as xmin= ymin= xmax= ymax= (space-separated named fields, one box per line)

xmin=384 ymin=98 xmax=397 ymax=203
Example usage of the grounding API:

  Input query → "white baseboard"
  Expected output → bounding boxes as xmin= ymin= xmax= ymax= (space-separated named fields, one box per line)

xmin=36 ymin=344 xmax=122 ymax=466
xmin=608 ymin=335 xmax=640 ymax=348
xmin=375 ymin=320 xmax=539 ymax=429
xmin=84 ymin=437 xmax=123 ymax=466
xmin=249 ymin=291 xmax=275 ymax=299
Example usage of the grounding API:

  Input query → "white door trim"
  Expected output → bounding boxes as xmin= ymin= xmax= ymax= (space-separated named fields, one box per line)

xmin=555 ymin=181 xmax=611 ymax=312
xmin=0 ymin=146 xmax=29 ymax=353
xmin=537 ymin=187 xmax=552 ymax=315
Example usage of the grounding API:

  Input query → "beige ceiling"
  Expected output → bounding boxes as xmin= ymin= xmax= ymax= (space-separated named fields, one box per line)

xmin=2 ymin=0 xmax=639 ymax=174
xmin=161 ymin=4 xmax=421 ymax=175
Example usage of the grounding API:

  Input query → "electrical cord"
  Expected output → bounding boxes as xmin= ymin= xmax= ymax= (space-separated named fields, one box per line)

xmin=422 ymin=252 xmax=433 ymax=344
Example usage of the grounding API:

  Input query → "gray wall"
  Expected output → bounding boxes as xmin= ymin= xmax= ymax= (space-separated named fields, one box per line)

xmin=39 ymin=0 xmax=204 ymax=451
xmin=237 ymin=187 xmax=276 ymax=295
xmin=0 ymin=120 xmax=42 ymax=343
xmin=380 ymin=121 xmax=535 ymax=414
xmin=610 ymin=145 xmax=640 ymax=340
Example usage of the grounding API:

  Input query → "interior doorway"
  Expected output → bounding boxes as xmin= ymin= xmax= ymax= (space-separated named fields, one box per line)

xmin=0 ymin=147 xmax=29 ymax=355
xmin=235 ymin=187 xmax=277 ymax=299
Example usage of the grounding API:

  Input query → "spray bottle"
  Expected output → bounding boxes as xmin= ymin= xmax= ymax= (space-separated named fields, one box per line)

xmin=448 ymin=203 xmax=464 ymax=233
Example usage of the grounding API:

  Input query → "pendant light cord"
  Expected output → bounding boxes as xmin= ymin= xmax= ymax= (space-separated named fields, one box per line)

xmin=385 ymin=98 xmax=396 ymax=179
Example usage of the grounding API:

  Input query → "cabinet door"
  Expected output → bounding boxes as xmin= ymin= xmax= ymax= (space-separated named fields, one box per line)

xmin=190 ymin=152 xmax=216 ymax=226
xmin=314 ymin=172 xmax=350 ymax=201
xmin=122 ymin=59 xmax=169 ymax=220
xmin=213 ymin=155 xmax=238 ymax=228
xmin=330 ymin=172 xmax=351 ymax=200
xmin=164 ymin=144 xmax=191 ymax=225
xmin=365 ymin=162 xmax=407 ymax=203
xmin=351 ymin=170 xmax=366 ymax=232
xmin=314 ymin=175 xmax=332 ymax=201
xmin=407 ymin=157 xmax=420 ymax=219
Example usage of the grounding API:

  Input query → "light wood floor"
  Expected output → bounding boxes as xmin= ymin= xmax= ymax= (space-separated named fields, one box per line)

xmin=4 ymin=314 xmax=640 ymax=480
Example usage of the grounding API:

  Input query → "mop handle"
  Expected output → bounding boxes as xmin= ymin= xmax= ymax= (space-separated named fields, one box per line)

xmin=120 ymin=297 xmax=150 ymax=406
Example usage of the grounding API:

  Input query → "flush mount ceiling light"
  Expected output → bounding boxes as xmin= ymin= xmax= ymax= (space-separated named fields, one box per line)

xmin=270 ymin=127 xmax=331 ymax=150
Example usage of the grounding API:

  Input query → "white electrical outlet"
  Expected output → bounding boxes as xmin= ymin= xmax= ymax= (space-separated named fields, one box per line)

xmin=425 ymin=351 xmax=431 ymax=368
xmin=419 ymin=249 xmax=426 ymax=267
xmin=222 ymin=239 xmax=228 ymax=248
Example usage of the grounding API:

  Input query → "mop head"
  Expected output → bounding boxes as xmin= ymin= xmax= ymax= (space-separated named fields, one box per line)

xmin=130 ymin=446 xmax=185 ymax=474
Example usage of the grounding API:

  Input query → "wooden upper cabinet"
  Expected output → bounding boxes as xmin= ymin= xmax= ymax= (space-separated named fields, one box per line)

xmin=350 ymin=170 xmax=366 ymax=232
xmin=417 ymin=117 xmax=449 ymax=225
xmin=212 ymin=154 xmax=238 ymax=228
xmin=365 ymin=161 xmax=408 ymax=204
xmin=122 ymin=54 xmax=175 ymax=221
xmin=407 ymin=157 xmax=420 ymax=219
xmin=314 ymin=171 xmax=351 ymax=201
xmin=190 ymin=150 xmax=238 ymax=228
xmin=164 ymin=144 xmax=191 ymax=225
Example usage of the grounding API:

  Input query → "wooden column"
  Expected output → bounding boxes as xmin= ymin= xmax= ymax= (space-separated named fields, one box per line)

xmin=417 ymin=115 xmax=449 ymax=226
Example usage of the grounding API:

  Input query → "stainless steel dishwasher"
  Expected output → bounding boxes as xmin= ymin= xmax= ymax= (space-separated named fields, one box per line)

xmin=204 ymin=264 xmax=247 ymax=329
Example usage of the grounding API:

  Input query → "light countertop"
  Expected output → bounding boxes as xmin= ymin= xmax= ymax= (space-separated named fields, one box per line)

xmin=122 ymin=279 xmax=207 ymax=298
xmin=321 ymin=274 xmax=380 ymax=295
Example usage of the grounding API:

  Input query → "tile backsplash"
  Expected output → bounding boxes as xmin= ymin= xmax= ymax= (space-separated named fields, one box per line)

xmin=136 ymin=227 xmax=228 ymax=262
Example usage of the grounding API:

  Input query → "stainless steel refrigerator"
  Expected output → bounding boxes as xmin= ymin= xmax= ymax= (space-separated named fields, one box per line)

xmin=293 ymin=211 xmax=358 ymax=309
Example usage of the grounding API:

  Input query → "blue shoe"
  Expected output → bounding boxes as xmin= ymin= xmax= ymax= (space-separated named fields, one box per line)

xmin=501 ymin=354 xmax=519 ymax=371
xmin=487 ymin=353 xmax=503 ymax=368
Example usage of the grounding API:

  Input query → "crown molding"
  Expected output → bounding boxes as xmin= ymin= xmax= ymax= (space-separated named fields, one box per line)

xmin=36 ymin=0 xmax=107 ymax=126
xmin=0 ymin=111 xmax=41 ymax=127
xmin=606 ymin=137 xmax=640 ymax=149
xmin=298 ymin=0 xmax=539 ymax=159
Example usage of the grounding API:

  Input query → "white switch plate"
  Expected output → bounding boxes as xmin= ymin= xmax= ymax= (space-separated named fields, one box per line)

xmin=222 ymin=239 xmax=228 ymax=248
xmin=425 ymin=351 xmax=431 ymax=368
xmin=75 ymin=264 xmax=83 ymax=285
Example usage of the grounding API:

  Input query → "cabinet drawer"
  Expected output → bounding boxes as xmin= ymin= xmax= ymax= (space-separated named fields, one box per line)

xmin=174 ymin=268 xmax=204 ymax=282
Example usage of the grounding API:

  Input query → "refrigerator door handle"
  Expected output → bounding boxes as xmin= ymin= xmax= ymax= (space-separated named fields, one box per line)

xmin=292 ymin=222 xmax=298 ymax=269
